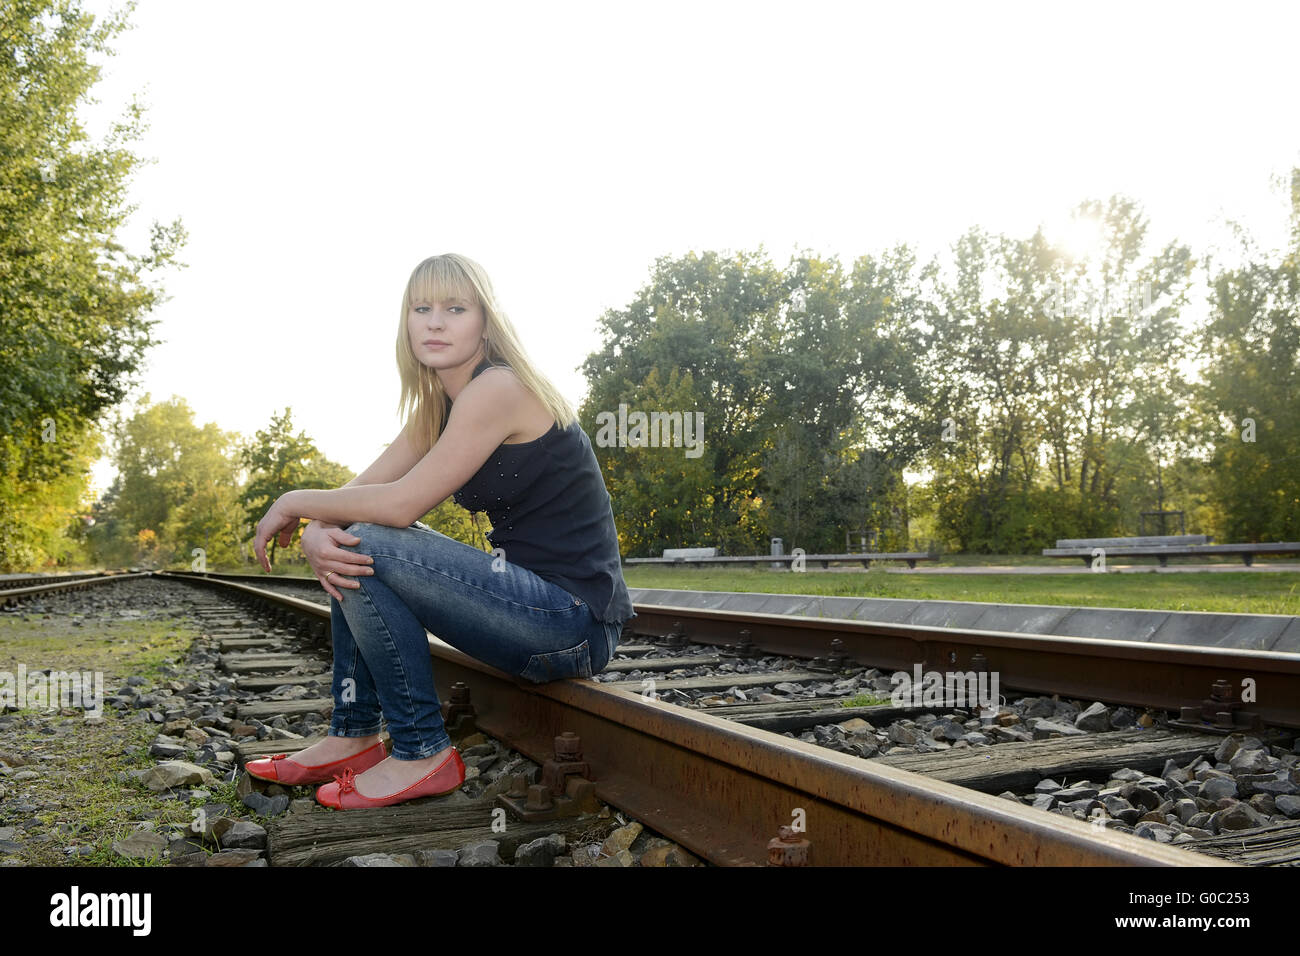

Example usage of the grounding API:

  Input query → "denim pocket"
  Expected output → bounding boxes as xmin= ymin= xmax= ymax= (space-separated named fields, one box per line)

xmin=519 ymin=640 xmax=593 ymax=683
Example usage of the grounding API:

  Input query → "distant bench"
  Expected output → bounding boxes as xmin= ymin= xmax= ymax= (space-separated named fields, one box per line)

xmin=1044 ymin=535 xmax=1300 ymax=567
xmin=625 ymin=551 xmax=940 ymax=570
xmin=1055 ymin=535 xmax=1210 ymax=549
xmin=662 ymin=548 xmax=719 ymax=560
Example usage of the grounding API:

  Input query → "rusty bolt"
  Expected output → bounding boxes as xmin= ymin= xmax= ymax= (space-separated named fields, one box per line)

xmin=525 ymin=784 xmax=554 ymax=812
xmin=767 ymin=825 xmax=810 ymax=867
xmin=1210 ymin=680 xmax=1233 ymax=702
xmin=507 ymin=773 xmax=530 ymax=798
xmin=554 ymin=731 xmax=582 ymax=761
xmin=449 ymin=682 xmax=471 ymax=706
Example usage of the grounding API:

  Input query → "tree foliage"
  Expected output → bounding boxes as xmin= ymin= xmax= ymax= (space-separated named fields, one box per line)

xmin=581 ymin=248 xmax=926 ymax=556
xmin=1194 ymin=169 xmax=1300 ymax=542
xmin=238 ymin=407 xmax=353 ymax=565
xmin=579 ymin=180 xmax=1296 ymax=558
xmin=88 ymin=395 xmax=243 ymax=567
xmin=0 ymin=0 xmax=185 ymax=569
xmin=920 ymin=198 xmax=1197 ymax=551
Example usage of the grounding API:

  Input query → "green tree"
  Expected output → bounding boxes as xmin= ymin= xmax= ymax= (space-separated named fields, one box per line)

xmin=1194 ymin=168 xmax=1300 ymax=541
xmin=582 ymin=366 xmax=716 ymax=556
xmin=164 ymin=440 xmax=248 ymax=570
xmin=0 ymin=0 xmax=186 ymax=568
xmin=919 ymin=198 xmax=1196 ymax=551
xmin=0 ymin=418 xmax=100 ymax=569
xmin=239 ymin=407 xmax=353 ymax=566
xmin=582 ymin=249 xmax=784 ymax=554
xmin=88 ymin=395 xmax=245 ymax=567
xmin=581 ymin=247 xmax=926 ymax=556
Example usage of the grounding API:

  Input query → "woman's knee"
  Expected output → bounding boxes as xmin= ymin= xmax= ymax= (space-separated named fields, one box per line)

xmin=342 ymin=521 xmax=396 ymax=554
xmin=344 ymin=520 xmax=372 ymax=540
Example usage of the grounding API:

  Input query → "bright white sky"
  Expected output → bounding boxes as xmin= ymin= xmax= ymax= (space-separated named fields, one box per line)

xmin=77 ymin=0 xmax=1300 ymax=498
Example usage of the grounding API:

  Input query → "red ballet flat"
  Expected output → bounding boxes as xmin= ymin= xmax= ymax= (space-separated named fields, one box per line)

xmin=243 ymin=739 xmax=388 ymax=786
xmin=315 ymin=749 xmax=465 ymax=810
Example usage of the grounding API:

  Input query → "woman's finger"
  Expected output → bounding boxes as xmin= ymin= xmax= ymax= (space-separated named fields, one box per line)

xmin=326 ymin=566 xmax=365 ymax=588
xmin=334 ymin=569 xmax=365 ymax=588
xmin=323 ymin=528 xmax=367 ymax=561
xmin=317 ymin=573 xmax=343 ymax=602
xmin=326 ymin=547 xmax=374 ymax=570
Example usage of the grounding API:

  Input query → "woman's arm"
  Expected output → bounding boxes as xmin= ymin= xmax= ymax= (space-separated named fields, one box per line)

xmin=254 ymin=371 xmax=526 ymax=568
xmin=307 ymin=422 xmax=428 ymax=529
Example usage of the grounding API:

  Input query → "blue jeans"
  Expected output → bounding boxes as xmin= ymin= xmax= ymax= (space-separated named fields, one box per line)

xmin=326 ymin=520 xmax=624 ymax=760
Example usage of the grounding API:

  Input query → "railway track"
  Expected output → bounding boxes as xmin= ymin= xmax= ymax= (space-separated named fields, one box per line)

xmin=3 ymin=569 xmax=1297 ymax=866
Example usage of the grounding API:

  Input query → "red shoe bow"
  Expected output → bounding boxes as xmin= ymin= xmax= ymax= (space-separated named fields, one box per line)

xmin=334 ymin=768 xmax=358 ymax=795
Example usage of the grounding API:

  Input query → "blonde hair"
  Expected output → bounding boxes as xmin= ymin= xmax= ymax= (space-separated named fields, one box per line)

xmin=396 ymin=253 xmax=578 ymax=453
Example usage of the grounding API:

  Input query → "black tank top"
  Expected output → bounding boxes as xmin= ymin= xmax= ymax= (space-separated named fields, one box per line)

xmin=443 ymin=359 xmax=636 ymax=625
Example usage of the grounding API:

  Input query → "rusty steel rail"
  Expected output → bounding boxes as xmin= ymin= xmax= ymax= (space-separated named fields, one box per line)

xmin=156 ymin=572 xmax=1227 ymax=867
xmin=0 ymin=570 xmax=132 ymax=590
xmin=629 ymin=603 xmax=1300 ymax=729
xmin=0 ymin=570 xmax=152 ymax=607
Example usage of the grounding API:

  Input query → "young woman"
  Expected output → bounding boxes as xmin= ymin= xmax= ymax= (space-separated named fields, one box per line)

xmin=248 ymin=253 xmax=635 ymax=810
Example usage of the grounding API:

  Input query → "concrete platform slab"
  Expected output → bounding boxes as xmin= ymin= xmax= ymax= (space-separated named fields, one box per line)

xmin=903 ymin=601 xmax=997 ymax=629
xmin=831 ymin=598 xmax=922 ymax=624
xmin=627 ymin=588 xmax=1300 ymax=653
xmin=1047 ymin=607 xmax=1170 ymax=643
xmin=1273 ymin=618 xmax=1300 ymax=653
xmin=1150 ymin=613 xmax=1290 ymax=651
xmin=971 ymin=604 xmax=1075 ymax=635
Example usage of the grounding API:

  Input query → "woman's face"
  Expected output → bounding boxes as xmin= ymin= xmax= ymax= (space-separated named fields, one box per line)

xmin=407 ymin=294 xmax=486 ymax=373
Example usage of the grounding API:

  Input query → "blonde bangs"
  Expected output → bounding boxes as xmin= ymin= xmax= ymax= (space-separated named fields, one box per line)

xmin=405 ymin=258 xmax=480 ymax=311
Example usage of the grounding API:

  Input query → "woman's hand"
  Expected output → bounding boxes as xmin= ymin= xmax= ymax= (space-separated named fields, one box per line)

xmin=252 ymin=495 xmax=302 ymax=572
xmin=301 ymin=520 xmax=374 ymax=601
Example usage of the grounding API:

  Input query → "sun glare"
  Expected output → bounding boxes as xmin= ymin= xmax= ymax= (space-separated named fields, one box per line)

xmin=1051 ymin=215 xmax=1108 ymax=263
